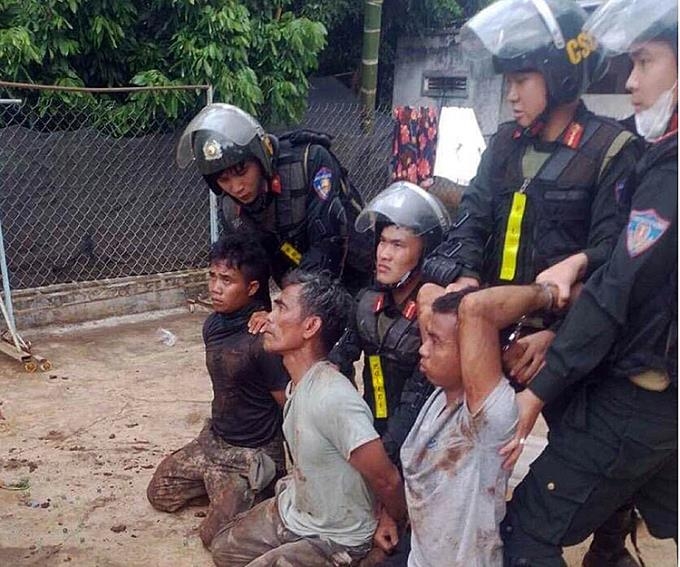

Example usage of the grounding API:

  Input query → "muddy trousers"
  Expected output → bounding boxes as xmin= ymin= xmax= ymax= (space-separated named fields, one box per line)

xmin=146 ymin=424 xmax=284 ymax=547
xmin=502 ymin=379 xmax=677 ymax=567
xmin=211 ymin=497 xmax=371 ymax=567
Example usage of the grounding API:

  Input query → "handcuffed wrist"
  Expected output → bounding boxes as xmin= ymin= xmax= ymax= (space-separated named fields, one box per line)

xmin=536 ymin=282 xmax=556 ymax=311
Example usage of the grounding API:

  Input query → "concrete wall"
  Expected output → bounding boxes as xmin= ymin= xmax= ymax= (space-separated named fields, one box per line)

xmin=392 ymin=30 xmax=503 ymax=138
xmin=10 ymin=269 xmax=208 ymax=330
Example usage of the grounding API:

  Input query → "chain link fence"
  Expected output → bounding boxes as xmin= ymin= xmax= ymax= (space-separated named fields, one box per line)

xmin=0 ymin=86 xmax=394 ymax=292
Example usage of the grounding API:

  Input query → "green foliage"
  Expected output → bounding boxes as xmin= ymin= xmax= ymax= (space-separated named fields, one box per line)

xmin=0 ymin=0 xmax=327 ymax=133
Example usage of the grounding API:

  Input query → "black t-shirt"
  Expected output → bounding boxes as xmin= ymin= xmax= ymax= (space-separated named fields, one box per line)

xmin=203 ymin=304 xmax=289 ymax=447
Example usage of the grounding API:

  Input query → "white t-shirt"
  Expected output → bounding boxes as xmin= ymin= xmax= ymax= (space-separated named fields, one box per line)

xmin=401 ymin=380 xmax=518 ymax=567
xmin=277 ymin=360 xmax=380 ymax=548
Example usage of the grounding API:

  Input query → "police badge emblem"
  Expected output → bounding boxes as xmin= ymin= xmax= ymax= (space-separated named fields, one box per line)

xmin=626 ymin=209 xmax=670 ymax=258
xmin=203 ymin=139 xmax=223 ymax=161
xmin=312 ymin=167 xmax=333 ymax=200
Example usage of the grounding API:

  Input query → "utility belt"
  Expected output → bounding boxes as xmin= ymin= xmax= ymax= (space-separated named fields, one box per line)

xmin=628 ymin=370 xmax=672 ymax=392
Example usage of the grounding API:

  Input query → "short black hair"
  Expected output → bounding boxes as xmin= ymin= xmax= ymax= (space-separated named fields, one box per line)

xmin=282 ymin=269 xmax=353 ymax=354
xmin=431 ymin=288 xmax=475 ymax=316
xmin=209 ymin=234 xmax=270 ymax=301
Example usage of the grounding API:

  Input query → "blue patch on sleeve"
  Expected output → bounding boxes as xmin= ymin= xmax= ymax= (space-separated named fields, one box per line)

xmin=312 ymin=167 xmax=333 ymax=200
xmin=626 ymin=209 xmax=670 ymax=257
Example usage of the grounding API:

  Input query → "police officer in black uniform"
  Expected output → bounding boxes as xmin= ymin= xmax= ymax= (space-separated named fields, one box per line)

xmin=176 ymin=103 xmax=372 ymax=294
xmin=501 ymin=0 xmax=677 ymax=564
xmin=350 ymin=182 xmax=450 ymax=446
xmin=421 ymin=0 xmax=641 ymax=383
xmin=417 ymin=0 xmax=644 ymax=563
xmin=331 ymin=182 xmax=450 ymax=565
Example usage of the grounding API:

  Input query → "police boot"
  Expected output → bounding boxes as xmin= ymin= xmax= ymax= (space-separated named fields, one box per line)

xmin=582 ymin=506 xmax=640 ymax=567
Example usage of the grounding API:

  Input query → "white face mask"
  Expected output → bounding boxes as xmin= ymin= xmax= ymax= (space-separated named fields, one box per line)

xmin=635 ymin=81 xmax=678 ymax=141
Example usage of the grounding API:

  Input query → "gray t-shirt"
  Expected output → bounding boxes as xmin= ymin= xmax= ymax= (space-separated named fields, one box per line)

xmin=277 ymin=360 xmax=380 ymax=548
xmin=401 ymin=380 xmax=518 ymax=567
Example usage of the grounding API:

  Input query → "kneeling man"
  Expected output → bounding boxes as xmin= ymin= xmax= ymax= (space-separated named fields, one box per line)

xmin=211 ymin=270 xmax=406 ymax=566
xmin=147 ymin=234 xmax=289 ymax=546
xmin=400 ymin=283 xmax=558 ymax=566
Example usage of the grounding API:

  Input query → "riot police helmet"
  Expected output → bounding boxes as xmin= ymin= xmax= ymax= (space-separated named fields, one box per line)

xmin=176 ymin=103 xmax=275 ymax=178
xmin=584 ymin=0 xmax=677 ymax=58
xmin=461 ymin=0 xmax=607 ymax=107
xmin=355 ymin=181 xmax=451 ymax=257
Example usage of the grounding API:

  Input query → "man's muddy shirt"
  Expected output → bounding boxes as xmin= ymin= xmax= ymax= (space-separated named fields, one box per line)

xmin=277 ymin=361 xmax=380 ymax=548
xmin=401 ymin=381 xmax=517 ymax=567
xmin=203 ymin=303 xmax=289 ymax=448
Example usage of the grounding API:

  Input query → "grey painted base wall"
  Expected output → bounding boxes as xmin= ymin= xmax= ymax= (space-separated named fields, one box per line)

xmin=10 ymin=270 xmax=208 ymax=330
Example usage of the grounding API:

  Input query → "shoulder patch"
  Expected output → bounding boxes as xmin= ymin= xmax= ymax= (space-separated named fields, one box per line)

xmin=626 ymin=209 xmax=670 ymax=258
xmin=312 ymin=166 xmax=333 ymax=200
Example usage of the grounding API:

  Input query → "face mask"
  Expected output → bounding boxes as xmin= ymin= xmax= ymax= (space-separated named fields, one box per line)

xmin=635 ymin=81 xmax=678 ymax=141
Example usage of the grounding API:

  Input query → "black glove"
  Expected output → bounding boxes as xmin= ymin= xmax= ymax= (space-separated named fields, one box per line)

xmin=328 ymin=326 xmax=361 ymax=384
xmin=421 ymin=255 xmax=463 ymax=287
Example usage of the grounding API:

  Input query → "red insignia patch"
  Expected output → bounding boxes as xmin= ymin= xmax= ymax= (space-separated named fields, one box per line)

xmin=402 ymin=300 xmax=417 ymax=321
xmin=562 ymin=122 xmax=584 ymax=149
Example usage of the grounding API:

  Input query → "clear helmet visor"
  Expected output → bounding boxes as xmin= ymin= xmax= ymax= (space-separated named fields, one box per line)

xmin=462 ymin=0 xmax=559 ymax=60
xmin=460 ymin=0 xmax=580 ymax=79
xmin=176 ymin=103 xmax=265 ymax=169
xmin=584 ymin=0 xmax=678 ymax=56
xmin=355 ymin=181 xmax=451 ymax=236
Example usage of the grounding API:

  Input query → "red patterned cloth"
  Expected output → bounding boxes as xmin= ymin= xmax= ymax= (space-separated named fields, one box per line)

xmin=391 ymin=106 xmax=438 ymax=187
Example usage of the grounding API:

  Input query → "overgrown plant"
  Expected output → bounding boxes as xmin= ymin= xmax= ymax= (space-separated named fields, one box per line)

xmin=0 ymin=0 xmax=327 ymax=133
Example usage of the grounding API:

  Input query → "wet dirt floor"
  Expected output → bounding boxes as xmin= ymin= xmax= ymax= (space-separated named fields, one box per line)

xmin=0 ymin=308 xmax=676 ymax=566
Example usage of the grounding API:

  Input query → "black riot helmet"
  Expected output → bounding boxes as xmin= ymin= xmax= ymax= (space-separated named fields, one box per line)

xmin=176 ymin=104 xmax=275 ymax=194
xmin=585 ymin=0 xmax=678 ymax=59
xmin=357 ymin=180 xmax=450 ymax=253
xmin=461 ymin=0 xmax=607 ymax=108
xmin=356 ymin=182 xmax=451 ymax=288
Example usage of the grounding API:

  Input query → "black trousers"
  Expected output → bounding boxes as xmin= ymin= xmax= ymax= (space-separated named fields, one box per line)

xmin=503 ymin=377 xmax=677 ymax=566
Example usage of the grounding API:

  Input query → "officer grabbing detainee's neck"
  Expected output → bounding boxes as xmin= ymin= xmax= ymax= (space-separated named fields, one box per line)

xmin=210 ymin=270 xmax=406 ymax=567
xmin=393 ymin=282 xmax=558 ymax=567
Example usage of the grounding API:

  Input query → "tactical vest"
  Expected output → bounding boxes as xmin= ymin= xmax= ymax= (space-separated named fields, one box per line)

xmin=271 ymin=138 xmax=313 ymax=253
xmin=485 ymin=113 xmax=633 ymax=284
xmin=356 ymin=288 xmax=422 ymax=432
xmin=237 ymin=131 xmax=372 ymax=286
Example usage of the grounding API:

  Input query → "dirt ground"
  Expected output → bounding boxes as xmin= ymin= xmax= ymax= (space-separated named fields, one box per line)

xmin=0 ymin=309 xmax=676 ymax=566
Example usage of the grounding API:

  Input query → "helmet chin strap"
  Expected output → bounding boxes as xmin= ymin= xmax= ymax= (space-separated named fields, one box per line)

xmin=519 ymin=106 xmax=550 ymax=139
xmin=377 ymin=263 xmax=421 ymax=291
xmin=393 ymin=269 xmax=415 ymax=289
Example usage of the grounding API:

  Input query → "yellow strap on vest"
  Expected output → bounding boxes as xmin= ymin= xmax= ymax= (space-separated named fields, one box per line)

xmin=368 ymin=354 xmax=388 ymax=418
xmin=280 ymin=241 xmax=302 ymax=265
xmin=500 ymin=183 xmax=529 ymax=281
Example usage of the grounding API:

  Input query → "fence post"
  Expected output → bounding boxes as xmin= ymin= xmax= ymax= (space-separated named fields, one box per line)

xmin=0 ymin=98 xmax=21 ymax=332
xmin=206 ymin=86 xmax=220 ymax=244
xmin=0 ymin=212 xmax=16 ymax=333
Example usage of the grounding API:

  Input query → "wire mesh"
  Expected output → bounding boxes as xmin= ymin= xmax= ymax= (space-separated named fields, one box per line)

xmin=0 ymin=92 xmax=394 ymax=291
